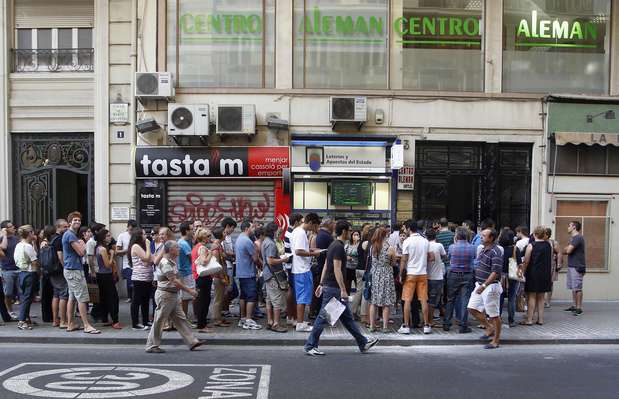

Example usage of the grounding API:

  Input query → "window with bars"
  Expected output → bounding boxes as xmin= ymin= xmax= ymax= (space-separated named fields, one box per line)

xmin=13 ymin=28 xmax=93 ymax=72
xmin=549 ymin=142 xmax=619 ymax=176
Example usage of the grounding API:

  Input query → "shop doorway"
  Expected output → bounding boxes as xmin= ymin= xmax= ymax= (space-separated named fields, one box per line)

xmin=414 ymin=141 xmax=531 ymax=229
xmin=12 ymin=134 xmax=94 ymax=228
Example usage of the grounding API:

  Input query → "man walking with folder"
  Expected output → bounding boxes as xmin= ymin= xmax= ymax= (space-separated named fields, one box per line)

xmin=304 ymin=220 xmax=378 ymax=356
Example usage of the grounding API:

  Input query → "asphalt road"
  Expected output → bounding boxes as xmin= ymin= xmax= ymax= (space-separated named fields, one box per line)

xmin=0 ymin=343 xmax=616 ymax=399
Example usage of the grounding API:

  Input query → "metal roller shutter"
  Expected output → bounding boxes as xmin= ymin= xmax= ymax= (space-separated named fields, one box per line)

xmin=15 ymin=0 xmax=94 ymax=28
xmin=167 ymin=180 xmax=276 ymax=231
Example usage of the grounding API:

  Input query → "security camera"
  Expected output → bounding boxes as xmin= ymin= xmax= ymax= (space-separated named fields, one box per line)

xmin=267 ymin=117 xmax=289 ymax=130
xmin=136 ymin=117 xmax=161 ymax=134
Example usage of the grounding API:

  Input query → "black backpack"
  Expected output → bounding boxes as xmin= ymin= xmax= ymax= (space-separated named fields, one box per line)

xmin=40 ymin=236 xmax=62 ymax=276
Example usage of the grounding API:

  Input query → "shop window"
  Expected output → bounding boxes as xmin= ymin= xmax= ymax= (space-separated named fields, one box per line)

xmin=503 ymin=0 xmax=610 ymax=94
xmin=293 ymin=0 xmax=389 ymax=89
xmin=167 ymin=0 xmax=276 ymax=88
xmin=293 ymin=180 xmax=390 ymax=211
xmin=549 ymin=143 xmax=619 ymax=176
xmin=13 ymin=28 xmax=94 ymax=72
xmin=395 ymin=0 xmax=483 ymax=91
xmin=555 ymin=199 xmax=610 ymax=271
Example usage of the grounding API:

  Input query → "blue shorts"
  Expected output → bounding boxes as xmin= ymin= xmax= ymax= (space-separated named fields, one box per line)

xmin=239 ymin=277 xmax=258 ymax=302
xmin=293 ymin=271 xmax=313 ymax=305
xmin=1 ymin=270 xmax=20 ymax=298
xmin=427 ymin=279 xmax=444 ymax=308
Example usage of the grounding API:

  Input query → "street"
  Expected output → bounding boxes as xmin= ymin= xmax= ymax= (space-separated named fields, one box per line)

xmin=0 ymin=344 xmax=616 ymax=399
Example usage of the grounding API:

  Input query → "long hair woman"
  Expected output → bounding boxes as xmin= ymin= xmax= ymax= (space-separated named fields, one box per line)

xmin=129 ymin=230 xmax=153 ymax=330
xmin=95 ymin=229 xmax=121 ymax=329
xmin=211 ymin=227 xmax=231 ymax=327
xmin=192 ymin=228 xmax=213 ymax=333
xmin=368 ymin=227 xmax=397 ymax=332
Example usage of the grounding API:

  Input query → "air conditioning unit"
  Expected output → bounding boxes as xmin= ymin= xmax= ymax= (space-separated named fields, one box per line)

xmin=168 ymin=104 xmax=209 ymax=136
xmin=216 ymin=104 xmax=256 ymax=135
xmin=135 ymin=72 xmax=174 ymax=98
xmin=330 ymin=96 xmax=367 ymax=122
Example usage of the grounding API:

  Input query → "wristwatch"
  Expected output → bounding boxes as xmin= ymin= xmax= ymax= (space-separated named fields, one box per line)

xmin=481 ymin=283 xmax=487 ymax=289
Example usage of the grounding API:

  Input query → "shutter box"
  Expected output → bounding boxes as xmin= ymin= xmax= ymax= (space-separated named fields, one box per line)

xmin=15 ymin=0 xmax=94 ymax=28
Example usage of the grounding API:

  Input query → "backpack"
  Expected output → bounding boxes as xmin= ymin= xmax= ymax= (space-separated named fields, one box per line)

xmin=40 ymin=236 xmax=63 ymax=276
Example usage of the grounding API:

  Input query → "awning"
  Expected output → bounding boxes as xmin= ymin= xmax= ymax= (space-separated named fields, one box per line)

xmin=554 ymin=132 xmax=619 ymax=146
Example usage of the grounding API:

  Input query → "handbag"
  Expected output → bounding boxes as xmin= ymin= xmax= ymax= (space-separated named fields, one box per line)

xmin=362 ymin=247 xmax=373 ymax=300
xmin=508 ymin=246 xmax=525 ymax=282
xmin=196 ymin=252 xmax=223 ymax=277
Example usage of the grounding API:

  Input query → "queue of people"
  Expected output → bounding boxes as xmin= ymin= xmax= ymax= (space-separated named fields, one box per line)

xmin=0 ymin=210 xmax=587 ymax=354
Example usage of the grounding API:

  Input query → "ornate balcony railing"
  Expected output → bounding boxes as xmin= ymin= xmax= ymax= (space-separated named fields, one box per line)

xmin=11 ymin=48 xmax=94 ymax=72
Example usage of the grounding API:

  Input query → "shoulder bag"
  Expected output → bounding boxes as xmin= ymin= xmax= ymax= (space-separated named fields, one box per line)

xmin=508 ymin=246 xmax=525 ymax=282
xmin=195 ymin=245 xmax=223 ymax=277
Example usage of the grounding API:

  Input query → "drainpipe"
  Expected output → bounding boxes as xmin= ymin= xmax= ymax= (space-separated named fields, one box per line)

xmin=130 ymin=0 xmax=138 ymax=219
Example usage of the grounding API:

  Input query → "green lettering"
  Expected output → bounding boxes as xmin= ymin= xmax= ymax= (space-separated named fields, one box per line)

xmin=336 ymin=16 xmax=354 ymax=35
xmin=313 ymin=7 xmax=320 ymax=33
xmin=410 ymin=17 xmax=421 ymax=35
xmin=449 ymin=17 xmax=463 ymax=35
xmin=208 ymin=15 xmax=221 ymax=33
xmin=369 ymin=16 xmax=383 ymax=35
xmin=437 ymin=17 xmax=447 ymax=35
xmin=516 ymin=19 xmax=530 ymax=37
xmin=552 ymin=20 xmax=569 ymax=39
xmin=223 ymin=15 xmax=233 ymax=33
xmin=422 ymin=17 xmax=435 ymax=35
xmin=355 ymin=16 xmax=368 ymax=34
xmin=233 ymin=15 xmax=246 ymax=33
xmin=585 ymin=22 xmax=597 ymax=40
xmin=539 ymin=20 xmax=550 ymax=38
xmin=322 ymin=15 xmax=333 ymax=34
xmin=194 ymin=15 xmax=206 ymax=33
xmin=463 ymin=18 xmax=478 ymax=36
xmin=570 ymin=22 xmax=583 ymax=39
xmin=393 ymin=16 xmax=407 ymax=37
xmin=247 ymin=15 xmax=261 ymax=34
xmin=303 ymin=16 xmax=313 ymax=33
xmin=179 ymin=13 xmax=194 ymax=34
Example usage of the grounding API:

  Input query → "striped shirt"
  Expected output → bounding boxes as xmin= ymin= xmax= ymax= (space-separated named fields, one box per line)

xmin=475 ymin=244 xmax=502 ymax=284
xmin=436 ymin=229 xmax=454 ymax=268
xmin=448 ymin=240 xmax=476 ymax=273
xmin=283 ymin=226 xmax=293 ymax=270
xmin=131 ymin=251 xmax=153 ymax=282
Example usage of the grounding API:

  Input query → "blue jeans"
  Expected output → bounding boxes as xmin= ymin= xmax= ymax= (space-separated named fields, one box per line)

xmin=122 ymin=268 xmax=133 ymax=298
xmin=443 ymin=271 xmax=474 ymax=330
xmin=500 ymin=279 xmax=521 ymax=324
xmin=18 ymin=271 xmax=38 ymax=322
xmin=304 ymin=286 xmax=367 ymax=351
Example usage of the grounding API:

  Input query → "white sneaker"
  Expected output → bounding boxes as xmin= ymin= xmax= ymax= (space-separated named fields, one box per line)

xmin=286 ymin=318 xmax=296 ymax=326
xmin=238 ymin=319 xmax=246 ymax=328
xmin=423 ymin=325 xmax=432 ymax=334
xmin=242 ymin=319 xmax=262 ymax=330
xmin=305 ymin=347 xmax=325 ymax=356
xmin=397 ymin=325 xmax=411 ymax=335
xmin=295 ymin=322 xmax=313 ymax=332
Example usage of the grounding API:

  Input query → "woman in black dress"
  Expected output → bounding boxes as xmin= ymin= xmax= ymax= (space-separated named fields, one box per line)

xmin=520 ymin=226 xmax=552 ymax=325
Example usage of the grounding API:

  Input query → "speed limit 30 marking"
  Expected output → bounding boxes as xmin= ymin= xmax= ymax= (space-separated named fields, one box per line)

xmin=0 ymin=363 xmax=271 ymax=399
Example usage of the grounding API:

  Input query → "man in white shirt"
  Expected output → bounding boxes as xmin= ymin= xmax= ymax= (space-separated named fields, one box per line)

xmin=290 ymin=213 xmax=322 ymax=332
xmin=425 ymin=230 xmax=446 ymax=334
xmin=116 ymin=220 xmax=137 ymax=302
xmin=399 ymin=220 xmax=434 ymax=335
xmin=515 ymin=226 xmax=530 ymax=255
xmin=388 ymin=223 xmax=402 ymax=248
xmin=14 ymin=225 xmax=39 ymax=330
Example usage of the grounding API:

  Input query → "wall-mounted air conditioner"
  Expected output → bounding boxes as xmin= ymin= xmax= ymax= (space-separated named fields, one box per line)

xmin=329 ymin=96 xmax=367 ymax=122
xmin=216 ymin=104 xmax=256 ymax=135
xmin=168 ymin=104 xmax=209 ymax=136
xmin=135 ymin=72 xmax=174 ymax=98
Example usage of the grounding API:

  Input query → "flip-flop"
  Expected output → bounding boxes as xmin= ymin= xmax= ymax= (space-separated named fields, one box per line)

xmin=536 ymin=322 xmax=544 ymax=326
xmin=484 ymin=343 xmax=500 ymax=349
xmin=83 ymin=328 xmax=101 ymax=335
xmin=479 ymin=334 xmax=493 ymax=341
xmin=66 ymin=326 xmax=83 ymax=332
xmin=519 ymin=320 xmax=533 ymax=326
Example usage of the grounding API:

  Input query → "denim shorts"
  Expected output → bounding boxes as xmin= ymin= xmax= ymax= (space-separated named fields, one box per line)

xmin=427 ymin=279 xmax=443 ymax=307
xmin=238 ymin=277 xmax=258 ymax=302
xmin=293 ymin=271 xmax=313 ymax=305
xmin=1 ymin=270 xmax=20 ymax=298
xmin=50 ymin=274 xmax=69 ymax=300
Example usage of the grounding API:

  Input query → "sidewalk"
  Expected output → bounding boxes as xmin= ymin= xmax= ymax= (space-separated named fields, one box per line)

xmin=0 ymin=301 xmax=617 ymax=346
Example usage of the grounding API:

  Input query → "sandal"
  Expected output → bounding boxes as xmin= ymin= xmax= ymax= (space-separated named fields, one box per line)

xmin=536 ymin=321 xmax=544 ymax=326
xmin=83 ymin=328 xmax=101 ymax=335
xmin=66 ymin=326 xmax=83 ymax=332
xmin=519 ymin=320 xmax=533 ymax=326
xmin=214 ymin=320 xmax=231 ymax=327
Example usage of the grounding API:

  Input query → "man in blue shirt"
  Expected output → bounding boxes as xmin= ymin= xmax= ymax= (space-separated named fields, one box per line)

xmin=177 ymin=221 xmax=195 ymax=319
xmin=63 ymin=211 xmax=100 ymax=334
xmin=443 ymin=227 xmax=476 ymax=333
xmin=235 ymin=220 xmax=262 ymax=330
xmin=1 ymin=220 xmax=20 ymax=318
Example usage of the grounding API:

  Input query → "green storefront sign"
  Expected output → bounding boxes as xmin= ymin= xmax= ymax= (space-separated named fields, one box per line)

xmin=515 ymin=10 xmax=600 ymax=49
xmin=394 ymin=15 xmax=481 ymax=48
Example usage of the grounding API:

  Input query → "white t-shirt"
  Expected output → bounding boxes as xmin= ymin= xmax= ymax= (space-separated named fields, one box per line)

xmin=291 ymin=226 xmax=311 ymax=274
xmin=402 ymin=233 xmax=429 ymax=276
xmin=86 ymin=237 xmax=98 ymax=272
xmin=387 ymin=231 xmax=400 ymax=249
xmin=14 ymin=242 xmax=38 ymax=272
xmin=427 ymin=241 xmax=446 ymax=280
xmin=516 ymin=237 xmax=529 ymax=254
xmin=116 ymin=231 xmax=132 ymax=269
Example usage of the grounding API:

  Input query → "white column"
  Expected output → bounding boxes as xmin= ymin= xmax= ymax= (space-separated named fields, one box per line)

xmin=390 ymin=0 xmax=403 ymax=90
xmin=275 ymin=0 xmax=293 ymax=89
xmin=94 ymin=0 xmax=110 ymax=225
xmin=484 ymin=0 xmax=503 ymax=93
xmin=610 ymin=0 xmax=619 ymax=95
xmin=0 ymin=0 xmax=10 ymax=220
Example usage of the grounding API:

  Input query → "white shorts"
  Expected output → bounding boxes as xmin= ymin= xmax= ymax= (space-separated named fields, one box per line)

xmin=180 ymin=275 xmax=196 ymax=301
xmin=467 ymin=282 xmax=503 ymax=318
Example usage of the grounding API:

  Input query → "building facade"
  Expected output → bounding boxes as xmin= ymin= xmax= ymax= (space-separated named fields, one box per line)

xmin=1 ymin=0 xmax=618 ymax=300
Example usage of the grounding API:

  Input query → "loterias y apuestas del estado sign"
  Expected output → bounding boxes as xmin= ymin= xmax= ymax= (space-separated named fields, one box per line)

xmin=135 ymin=146 xmax=289 ymax=179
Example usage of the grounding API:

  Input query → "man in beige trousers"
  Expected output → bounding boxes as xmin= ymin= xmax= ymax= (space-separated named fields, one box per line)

xmin=146 ymin=240 xmax=205 ymax=353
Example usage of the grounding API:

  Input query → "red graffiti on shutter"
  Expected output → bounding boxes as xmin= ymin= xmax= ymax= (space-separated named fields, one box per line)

xmin=168 ymin=192 xmax=272 ymax=228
